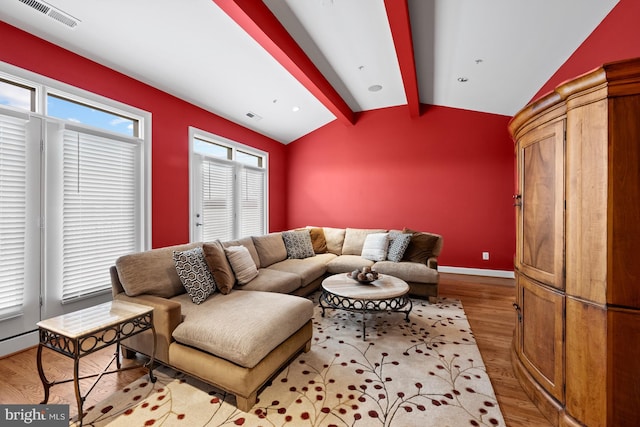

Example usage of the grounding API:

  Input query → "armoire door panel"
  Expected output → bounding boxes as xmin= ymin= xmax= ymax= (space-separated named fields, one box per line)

xmin=520 ymin=275 xmax=565 ymax=403
xmin=517 ymin=119 xmax=565 ymax=290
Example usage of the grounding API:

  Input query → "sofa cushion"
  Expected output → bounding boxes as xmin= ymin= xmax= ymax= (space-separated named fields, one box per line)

xmin=320 ymin=227 xmax=346 ymax=255
xmin=224 ymin=245 xmax=259 ymax=285
xmin=342 ymin=228 xmax=387 ymax=255
xmin=386 ymin=232 xmax=412 ymax=262
xmin=252 ymin=233 xmax=287 ymax=268
xmin=116 ymin=242 xmax=200 ymax=297
xmin=240 ymin=268 xmax=301 ymax=293
xmin=373 ymin=261 xmax=439 ymax=284
xmin=282 ymin=230 xmax=315 ymax=259
xmin=268 ymin=257 xmax=327 ymax=287
xmin=402 ymin=228 xmax=441 ymax=264
xmin=222 ymin=237 xmax=260 ymax=267
xmin=171 ymin=290 xmax=314 ymax=368
xmin=361 ymin=232 xmax=389 ymax=261
xmin=173 ymin=246 xmax=216 ymax=304
xmin=202 ymin=240 xmax=236 ymax=294
xmin=326 ymin=254 xmax=375 ymax=274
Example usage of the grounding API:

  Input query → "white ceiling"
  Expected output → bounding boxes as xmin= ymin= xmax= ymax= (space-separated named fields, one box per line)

xmin=0 ymin=0 xmax=619 ymax=143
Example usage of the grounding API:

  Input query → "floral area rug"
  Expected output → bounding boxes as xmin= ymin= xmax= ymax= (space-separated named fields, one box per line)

xmin=75 ymin=295 xmax=505 ymax=427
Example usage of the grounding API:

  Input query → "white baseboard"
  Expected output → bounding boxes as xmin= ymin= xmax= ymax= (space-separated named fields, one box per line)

xmin=439 ymin=266 xmax=515 ymax=279
xmin=0 ymin=331 xmax=38 ymax=358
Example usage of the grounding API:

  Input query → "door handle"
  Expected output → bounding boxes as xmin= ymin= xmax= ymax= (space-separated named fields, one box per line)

xmin=513 ymin=303 xmax=522 ymax=322
xmin=513 ymin=194 xmax=522 ymax=207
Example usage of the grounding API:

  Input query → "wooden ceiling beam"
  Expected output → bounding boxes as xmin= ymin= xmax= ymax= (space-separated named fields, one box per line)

xmin=384 ymin=0 xmax=421 ymax=117
xmin=213 ymin=0 xmax=356 ymax=126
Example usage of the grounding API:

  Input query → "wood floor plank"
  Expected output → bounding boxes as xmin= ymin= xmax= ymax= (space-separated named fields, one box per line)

xmin=0 ymin=273 xmax=551 ymax=426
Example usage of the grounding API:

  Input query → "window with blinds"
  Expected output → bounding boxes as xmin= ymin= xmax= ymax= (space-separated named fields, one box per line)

xmin=0 ymin=114 xmax=28 ymax=319
xmin=60 ymin=129 xmax=140 ymax=302
xmin=191 ymin=129 xmax=267 ymax=242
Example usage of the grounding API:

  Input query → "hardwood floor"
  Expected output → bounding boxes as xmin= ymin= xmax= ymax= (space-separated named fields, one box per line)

xmin=439 ymin=273 xmax=552 ymax=427
xmin=0 ymin=273 xmax=551 ymax=426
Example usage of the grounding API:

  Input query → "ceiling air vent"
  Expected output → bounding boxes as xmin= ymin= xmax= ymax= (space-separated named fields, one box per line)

xmin=18 ymin=0 xmax=79 ymax=28
xmin=246 ymin=112 xmax=263 ymax=121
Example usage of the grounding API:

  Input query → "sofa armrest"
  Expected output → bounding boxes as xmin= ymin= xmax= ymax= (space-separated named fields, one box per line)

xmin=427 ymin=257 xmax=438 ymax=270
xmin=113 ymin=292 xmax=182 ymax=364
xmin=110 ymin=265 xmax=126 ymax=296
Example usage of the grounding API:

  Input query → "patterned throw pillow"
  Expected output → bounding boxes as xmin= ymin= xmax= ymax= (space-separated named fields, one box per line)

xmin=387 ymin=232 xmax=412 ymax=262
xmin=224 ymin=245 xmax=259 ymax=285
xmin=282 ymin=230 xmax=315 ymax=259
xmin=361 ymin=232 xmax=390 ymax=261
xmin=173 ymin=246 xmax=216 ymax=304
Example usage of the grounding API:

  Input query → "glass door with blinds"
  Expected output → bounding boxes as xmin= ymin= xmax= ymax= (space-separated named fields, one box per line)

xmin=190 ymin=128 xmax=267 ymax=243
xmin=0 ymin=110 xmax=41 ymax=346
xmin=0 ymin=71 xmax=149 ymax=356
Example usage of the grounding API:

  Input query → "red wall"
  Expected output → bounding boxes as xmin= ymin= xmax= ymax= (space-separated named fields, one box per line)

xmin=533 ymin=0 xmax=640 ymax=101
xmin=0 ymin=22 xmax=288 ymax=248
xmin=286 ymin=105 xmax=515 ymax=271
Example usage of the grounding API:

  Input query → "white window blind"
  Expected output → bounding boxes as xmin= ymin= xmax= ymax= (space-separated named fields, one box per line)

xmin=239 ymin=166 xmax=265 ymax=238
xmin=61 ymin=129 xmax=139 ymax=302
xmin=201 ymin=158 xmax=235 ymax=242
xmin=0 ymin=114 xmax=28 ymax=318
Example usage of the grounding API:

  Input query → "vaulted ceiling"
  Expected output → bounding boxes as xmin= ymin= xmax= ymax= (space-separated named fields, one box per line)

xmin=0 ymin=0 xmax=619 ymax=143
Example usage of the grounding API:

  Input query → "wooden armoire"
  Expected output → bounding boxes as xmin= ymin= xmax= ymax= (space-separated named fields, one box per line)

xmin=509 ymin=58 xmax=640 ymax=427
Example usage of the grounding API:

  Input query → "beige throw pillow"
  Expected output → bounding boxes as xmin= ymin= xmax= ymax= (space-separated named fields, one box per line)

xmin=342 ymin=228 xmax=387 ymax=255
xmin=224 ymin=245 xmax=259 ymax=285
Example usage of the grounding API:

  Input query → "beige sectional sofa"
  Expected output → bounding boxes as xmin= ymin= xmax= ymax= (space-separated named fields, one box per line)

xmin=109 ymin=227 xmax=442 ymax=411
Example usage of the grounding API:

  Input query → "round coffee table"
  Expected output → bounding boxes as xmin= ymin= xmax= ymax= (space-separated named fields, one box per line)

xmin=319 ymin=273 xmax=412 ymax=340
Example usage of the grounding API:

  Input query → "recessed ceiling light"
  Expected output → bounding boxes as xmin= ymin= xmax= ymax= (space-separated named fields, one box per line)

xmin=292 ymin=106 xmax=300 ymax=112
xmin=457 ymin=77 xmax=469 ymax=83
xmin=368 ymin=84 xmax=383 ymax=92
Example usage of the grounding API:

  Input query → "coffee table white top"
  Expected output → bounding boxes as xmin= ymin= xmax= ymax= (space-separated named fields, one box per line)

xmin=322 ymin=273 xmax=409 ymax=300
xmin=36 ymin=300 xmax=153 ymax=339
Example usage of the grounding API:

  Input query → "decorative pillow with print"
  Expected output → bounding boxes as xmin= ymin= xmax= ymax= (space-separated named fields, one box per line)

xmin=282 ymin=230 xmax=315 ymax=259
xmin=173 ymin=246 xmax=216 ymax=304
xmin=387 ymin=232 xmax=412 ymax=262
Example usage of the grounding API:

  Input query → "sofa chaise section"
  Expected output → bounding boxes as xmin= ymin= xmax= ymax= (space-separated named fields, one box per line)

xmin=110 ymin=243 xmax=314 ymax=411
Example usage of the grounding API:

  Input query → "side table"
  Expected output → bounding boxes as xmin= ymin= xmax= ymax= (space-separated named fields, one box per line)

xmin=36 ymin=300 xmax=156 ymax=426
